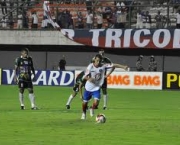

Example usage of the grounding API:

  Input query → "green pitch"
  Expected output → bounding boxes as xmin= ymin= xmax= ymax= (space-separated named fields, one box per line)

xmin=0 ymin=85 xmax=180 ymax=145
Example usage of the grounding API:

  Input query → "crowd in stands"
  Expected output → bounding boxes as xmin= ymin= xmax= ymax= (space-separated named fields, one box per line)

xmin=0 ymin=0 xmax=180 ymax=29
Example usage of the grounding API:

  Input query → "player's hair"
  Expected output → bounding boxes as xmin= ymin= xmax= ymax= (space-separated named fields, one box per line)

xmin=137 ymin=55 xmax=143 ymax=61
xmin=21 ymin=48 xmax=29 ymax=55
xmin=95 ymin=54 xmax=103 ymax=62
xmin=99 ymin=49 xmax=104 ymax=52
xmin=150 ymin=55 xmax=155 ymax=61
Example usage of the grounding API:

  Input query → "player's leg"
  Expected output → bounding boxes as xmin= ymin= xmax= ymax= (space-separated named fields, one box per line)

xmin=27 ymin=82 xmax=38 ymax=110
xmin=81 ymin=90 xmax=91 ymax=119
xmin=102 ymin=78 xmax=108 ymax=110
xmin=89 ymin=89 xmax=101 ymax=117
xmin=66 ymin=84 xmax=79 ymax=109
xmin=18 ymin=81 xmax=25 ymax=110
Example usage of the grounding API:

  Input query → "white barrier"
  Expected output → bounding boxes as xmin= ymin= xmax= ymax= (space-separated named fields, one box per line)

xmin=75 ymin=70 xmax=162 ymax=90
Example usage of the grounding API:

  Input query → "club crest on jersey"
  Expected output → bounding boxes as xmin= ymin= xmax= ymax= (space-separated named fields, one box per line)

xmin=99 ymin=69 xmax=103 ymax=73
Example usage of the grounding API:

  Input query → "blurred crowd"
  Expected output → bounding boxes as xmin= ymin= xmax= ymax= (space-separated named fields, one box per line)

xmin=0 ymin=0 xmax=180 ymax=29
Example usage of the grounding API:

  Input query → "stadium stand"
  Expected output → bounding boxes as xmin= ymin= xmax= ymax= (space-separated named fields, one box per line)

xmin=0 ymin=0 xmax=179 ymax=29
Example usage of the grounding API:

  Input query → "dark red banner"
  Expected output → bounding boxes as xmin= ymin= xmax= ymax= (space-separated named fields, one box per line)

xmin=62 ymin=29 xmax=180 ymax=49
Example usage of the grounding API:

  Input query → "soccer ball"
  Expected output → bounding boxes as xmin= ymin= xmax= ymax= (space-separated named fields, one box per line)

xmin=95 ymin=114 xmax=106 ymax=123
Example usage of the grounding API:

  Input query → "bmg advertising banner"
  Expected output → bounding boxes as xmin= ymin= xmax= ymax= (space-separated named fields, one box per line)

xmin=163 ymin=72 xmax=180 ymax=89
xmin=2 ymin=69 xmax=75 ymax=86
xmin=76 ymin=70 xmax=162 ymax=90
xmin=107 ymin=71 xmax=162 ymax=90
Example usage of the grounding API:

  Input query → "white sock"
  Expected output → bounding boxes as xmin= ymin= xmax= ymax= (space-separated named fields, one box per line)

xmin=19 ymin=93 xmax=24 ymax=106
xmin=66 ymin=95 xmax=74 ymax=105
xmin=103 ymin=94 xmax=108 ymax=107
xmin=29 ymin=93 xmax=35 ymax=108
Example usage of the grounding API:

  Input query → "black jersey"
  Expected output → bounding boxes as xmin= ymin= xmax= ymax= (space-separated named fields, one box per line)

xmin=15 ymin=56 xmax=34 ymax=81
xmin=101 ymin=57 xmax=112 ymax=64
xmin=76 ymin=71 xmax=86 ymax=86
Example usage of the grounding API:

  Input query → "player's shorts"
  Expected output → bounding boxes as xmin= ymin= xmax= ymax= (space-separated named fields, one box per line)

xmin=101 ymin=78 xmax=107 ymax=89
xmin=83 ymin=89 xmax=101 ymax=102
xmin=18 ymin=80 xmax=33 ymax=89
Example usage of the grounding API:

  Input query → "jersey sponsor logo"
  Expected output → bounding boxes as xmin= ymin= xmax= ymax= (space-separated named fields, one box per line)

xmin=23 ymin=61 xmax=28 ymax=64
xmin=163 ymin=72 xmax=180 ymax=89
xmin=2 ymin=69 xmax=75 ymax=86
xmin=107 ymin=71 xmax=162 ymax=90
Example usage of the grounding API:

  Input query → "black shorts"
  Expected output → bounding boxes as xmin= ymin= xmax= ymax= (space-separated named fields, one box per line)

xmin=18 ymin=80 xmax=33 ymax=89
xmin=101 ymin=78 xmax=107 ymax=89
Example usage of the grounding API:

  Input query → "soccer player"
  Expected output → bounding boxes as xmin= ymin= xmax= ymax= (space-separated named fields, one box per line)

xmin=66 ymin=71 xmax=86 ymax=109
xmin=81 ymin=54 xmax=128 ymax=119
xmin=14 ymin=48 xmax=38 ymax=110
xmin=98 ymin=49 xmax=112 ymax=110
xmin=66 ymin=67 xmax=114 ymax=109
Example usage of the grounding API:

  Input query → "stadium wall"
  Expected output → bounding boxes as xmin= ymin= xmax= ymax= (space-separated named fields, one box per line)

xmin=1 ymin=50 xmax=180 ymax=72
xmin=0 ymin=30 xmax=82 ymax=45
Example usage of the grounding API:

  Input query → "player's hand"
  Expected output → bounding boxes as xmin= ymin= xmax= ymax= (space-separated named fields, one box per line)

xmin=105 ymin=75 xmax=109 ymax=78
xmin=124 ymin=66 xmax=129 ymax=71
xmin=32 ymin=76 xmax=37 ymax=82
xmin=14 ymin=76 xmax=18 ymax=84
xmin=80 ymin=95 xmax=83 ymax=101
xmin=88 ymin=78 xmax=95 ymax=83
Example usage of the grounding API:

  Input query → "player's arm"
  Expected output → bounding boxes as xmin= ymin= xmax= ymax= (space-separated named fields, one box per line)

xmin=83 ymin=64 xmax=96 ymax=83
xmin=30 ymin=57 xmax=36 ymax=81
xmin=105 ymin=66 xmax=115 ymax=78
xmin=79 ymin=82 xmax=83 ymax=100
xmin=113 ymin=63 xmax=129 ymax=71
xmin=104 ymin=57 xmax=112 ymax=64
xmin=14 ymin=58 xmax=19 ymax=83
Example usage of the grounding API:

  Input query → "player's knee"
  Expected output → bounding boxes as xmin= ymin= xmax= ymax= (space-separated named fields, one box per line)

xmin=28 ymin=89 xmax=34 ymax=94
xmin=19 ymin=88 xmax=24 ymax=94
xmin=102 ymin=88 xmax=107 ymax=94
xmin=93 ymin=100 xmax=99 ymax=109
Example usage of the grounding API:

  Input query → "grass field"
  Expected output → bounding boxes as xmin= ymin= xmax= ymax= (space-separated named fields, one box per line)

xmin=0 ymin=85 xmax=180 ymax=145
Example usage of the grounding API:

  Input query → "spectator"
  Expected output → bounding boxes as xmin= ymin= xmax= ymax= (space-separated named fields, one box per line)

xmin=136 ymin=10 xmax=143 ymax=28
xmin=176 ymin=10 xmax=180 ymax=28
xmin=115 ymin=7 xmax=121 ymax=28
xmin=136 ymin=55 xmax=144 ymax=71
xmin=86 ymin=10 xmax=93 ymax=29
xmin=104 ymin=6 xmax=112 ymax=19
xmin=17 ymin=12 xmax=23 ymax=29
xmin=68 ymin=11 xmax=74 ymax=29
xmin=96 ymin=11 xmax=103 ymax=28
xmin=31 ymin=11 xmax=38 ymax=29
xmin=144 ymin=11 xmax=151 ymax=29
xmin=155 ymin=11 xmax=164 ymax=28
xmin=8 ymin=15 xmax=14 ymax=29
xmin=1 ymin=0 xmax=7 ymax=15
xmin=64 ymin=10 xmax=71 ymax=29
xmin=85 ymin=0 xmax=92 ymax=11
xmin=9 ymin=0 xmax=14 ymax=11
xmin=148 ymin=55 xmax=157 ymax=71
xmin=22 ymin=12 xmax=29 ymax=29
xmin=76 ymin=11 xmax=84 ymax=29
xmin=1 ymin=16 xmax=7 ymax=28
xmin=58 ymin=55 xmax=66 ymax=71
xmin=57 ymin=11 xmax=63 ymax=28
xmin=118 ymin=9 xmax=127 ymax=28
